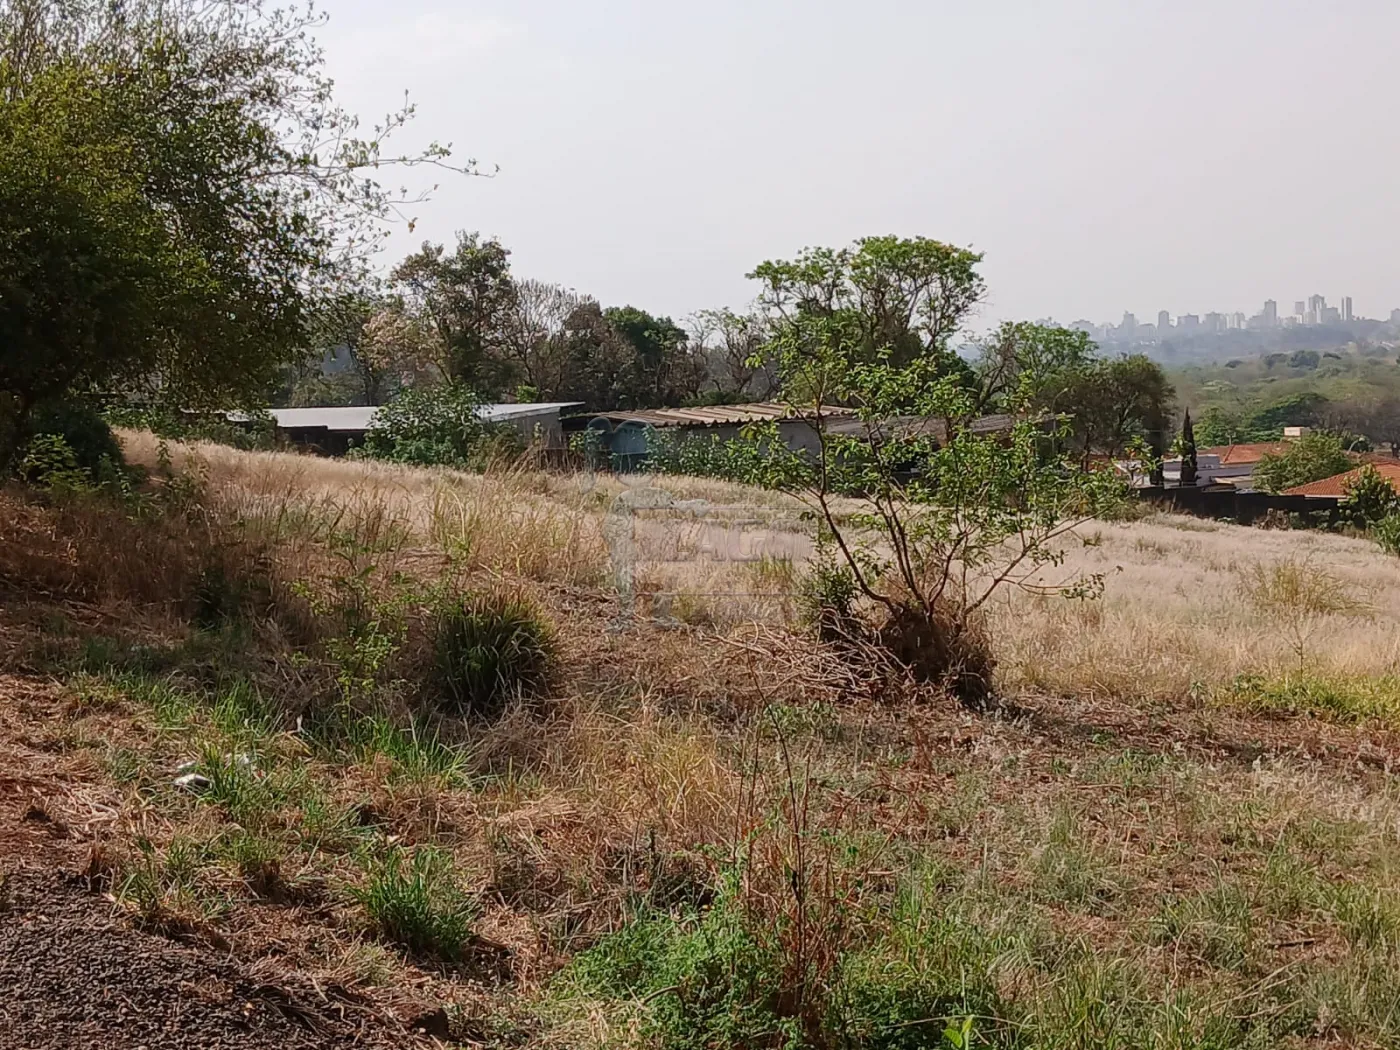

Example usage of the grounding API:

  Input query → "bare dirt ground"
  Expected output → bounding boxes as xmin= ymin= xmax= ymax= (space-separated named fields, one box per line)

xmin=0 ymin=870 xmax=413 ymax=1050
xmin=0 ymin=675 xmax=443 ymax=1050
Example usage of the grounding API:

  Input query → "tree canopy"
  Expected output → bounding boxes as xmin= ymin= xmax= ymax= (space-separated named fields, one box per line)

xmin=1252 ymin=433 xmax=1353 ymax=494
xmin=0 ymin=0 xmax=463 ymax=465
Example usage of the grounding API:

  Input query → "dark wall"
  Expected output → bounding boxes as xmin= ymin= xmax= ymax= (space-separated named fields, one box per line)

xmin=1137 ymin=487 xmax=1341 ymax=526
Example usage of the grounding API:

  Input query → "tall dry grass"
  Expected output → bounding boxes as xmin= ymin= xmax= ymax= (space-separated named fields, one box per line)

xmin=117 ymin=432 xmax=1400 ymax=703
xmin=995 ymin=514 xmax=1400 ymax=701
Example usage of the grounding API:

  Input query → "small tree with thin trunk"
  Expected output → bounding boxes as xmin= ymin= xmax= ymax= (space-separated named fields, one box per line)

xmin=744 ymin=237 xmax=1127 ymax=704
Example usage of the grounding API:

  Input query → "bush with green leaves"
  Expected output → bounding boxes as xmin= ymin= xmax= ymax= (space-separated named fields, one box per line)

xmin=27 ymin=400 xmax=124 ymax=475
xmin=17 ymin=434 xmax=91 ymax=489
xmin=357 ymin=384 xmax=522 ymax=468
xmin=644 ymin=429 xmax=774 ymax=484
xmin=1252 ymin=433 xmax=1352 ymax=494
xmin=1340 ymin=464 xmax=1400 ymax=526
xmin=555 ymin=876 xmax=1007 ymax=1050
xmin=429 ymin=590 xmax=553 ymax=718
xmin=1373 ymin=513 xmax=1400 ymax=556
xmin=739 ymin=236 xmax=1127 ymax=702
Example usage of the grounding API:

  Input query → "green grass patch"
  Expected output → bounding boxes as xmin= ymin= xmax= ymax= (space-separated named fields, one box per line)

xmin=1218 ymin=672 xmax=1400 ymax=726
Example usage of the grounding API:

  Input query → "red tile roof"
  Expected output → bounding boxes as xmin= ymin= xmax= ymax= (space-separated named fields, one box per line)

xmin=1284 ymin=462 xmax=1400 ymax=497
xmin=1202 ymin=443 xmax=1290 ymax=465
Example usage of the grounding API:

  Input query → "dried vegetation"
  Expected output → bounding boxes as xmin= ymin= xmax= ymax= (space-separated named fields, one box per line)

xmin=4 ymin=435 xmax=1400 ymax=1047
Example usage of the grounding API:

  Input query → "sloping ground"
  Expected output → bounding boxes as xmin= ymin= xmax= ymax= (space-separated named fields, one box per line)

xmin=7 ymin=443 xmax=1400 ymax=1048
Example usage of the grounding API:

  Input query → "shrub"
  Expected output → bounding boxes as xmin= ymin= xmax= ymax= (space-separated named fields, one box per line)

xmin=355 ymin=847 xmax=478 ymax=962
xmin=429 ymin=591 xmax=553 ymax=718
xmin=28 ymin=400 xmax=124 ymax=477
xmin=17 ymin=433 xmax=90 ymax=488
xmin=358 ymin=384 xmax=522 ymax=468
xmin=644 ymin=430 xmax=773 ymax=485
xmin=1374 ymin=513 xmax=1400 ymax=556
xmin=557 ymin=879 xmax=1010 ymax=1050
xmin=1340 ymin=465 xmax=1399 ymax=526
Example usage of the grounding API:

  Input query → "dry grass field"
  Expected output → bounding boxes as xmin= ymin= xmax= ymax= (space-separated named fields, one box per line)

xmin=4 ymin=434 xmax=1400 ymax=1048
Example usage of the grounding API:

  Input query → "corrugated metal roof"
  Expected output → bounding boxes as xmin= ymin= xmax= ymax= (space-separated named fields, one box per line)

xmin=230 ymin=403 xmax=581 ymax=432
xmin=1285 ymin=462 xmax=1400 ymax=497
xmin=591 ymin=403 xmax=855 ymax=428
xmin=481 ymin=402 xmax=583 ymax=422
xmin=827 ymin=413 xmax=1017 ymax=441
xmin=265 ymin=407 xmax=378 ymax=431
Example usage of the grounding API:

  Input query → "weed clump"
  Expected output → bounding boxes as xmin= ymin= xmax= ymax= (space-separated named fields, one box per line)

xmin=429 ymin=590 xmax=552 ymax=719
xmin=355 ymin=847 xmax=479 ymax=962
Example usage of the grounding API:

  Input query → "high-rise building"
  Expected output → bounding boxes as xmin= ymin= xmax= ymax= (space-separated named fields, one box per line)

xmin=1157 ymin=310 xmax=1171 ymax=333
xmin=1230 ymin=312 xmax=1248 ymax=330
xmin=1323 ymin=306 xmax=1341 ymax=325
xmin=1120 ymin=311 xmax=1138 ymax=335
xmin=1263 ymin=300 xmax=1278 ymax=327
xmin=1204 ymin=312 xmax=1226 ymax=333
xmin=1342 ymin=296 xmax=1354 ymax=322
xmin=1179 ymin=313 xmax=1200 ymax=332
xmin=1294 ymin=300 xmax=1307 ymax=320
xmin=1308 ymin=294 xmax=1327 ymax=325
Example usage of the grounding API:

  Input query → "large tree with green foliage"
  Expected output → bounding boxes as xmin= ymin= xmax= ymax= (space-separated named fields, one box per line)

xmin=391 ymin=233 xmax=518 ymax=397
xmin=1253 ymin=432 xmax=1352 ymax=494
xmin=749 ymin=235 xmax=985 ymax=391
xmin=604 ymin=305 xmax=701 ymax=408
xmin=0 ymin=0 xmax=464 ymax=467
xmin=1061 ymin=354 xmax=1176 ymax=463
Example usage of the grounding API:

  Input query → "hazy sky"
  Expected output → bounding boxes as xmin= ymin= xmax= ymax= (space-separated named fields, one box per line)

xmin=320 ymin=0 xmax=1400 ymax=329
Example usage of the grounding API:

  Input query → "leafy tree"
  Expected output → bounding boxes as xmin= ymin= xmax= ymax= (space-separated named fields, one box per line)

xmin=1057 ymin=355 xmax=1175 ymax=463
xmin=358 ymin=384 xmax=519 ymax=468
xmin=0 ymin=59 xmax=182 ymax=466
xmin=604 ymin=306 xmax=701 ymax=408
xmin=743 ymin=238 xmax=1126 ymax=703
xmin=973 ymin=322 xmax=1097 ymax=416
xmin=391 ymin=233 xmax=519 ymax=397
xmin=749 ymin=235 xmax=985 ymax=386
xmin=1191 ymin=407 xmax=1245 ymax=447
xmin=1252 ymin=433 xmax=1352 ymax=494
xmin=1250 ymin=393 xmax=1330 ymax=435
xmin=0 ymin=0 xmax=467 ymax=468
xmin=551 ymin=302 xmax=637 ymax=410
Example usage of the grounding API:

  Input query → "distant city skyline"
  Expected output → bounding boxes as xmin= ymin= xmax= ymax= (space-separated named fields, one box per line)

xmin=1070 ymin=291 xmax=1390 ymax=344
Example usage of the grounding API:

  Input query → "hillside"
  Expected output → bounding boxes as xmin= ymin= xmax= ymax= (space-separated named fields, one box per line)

xmin=1168 ymin=342 xmax=1400 ymax=439
xmin=4 ymin=436 xmax=1400 ymax=1048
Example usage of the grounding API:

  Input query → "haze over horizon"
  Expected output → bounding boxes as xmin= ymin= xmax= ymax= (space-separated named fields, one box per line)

xmin=319 ymin=0 xmax=1400 ymax=330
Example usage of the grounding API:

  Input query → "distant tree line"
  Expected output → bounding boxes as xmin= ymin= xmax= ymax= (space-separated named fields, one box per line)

xmin=281 ymin=232 xmax=782 ymax=412
xmin=284 ymin=231 xmax=1178 ymax=465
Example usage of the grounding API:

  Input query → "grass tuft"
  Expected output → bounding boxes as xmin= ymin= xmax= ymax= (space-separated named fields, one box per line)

xmin=429 ymin=590 xmax=553 ymax=718
xmin=354 ymin=847 xmax=479 ymax=962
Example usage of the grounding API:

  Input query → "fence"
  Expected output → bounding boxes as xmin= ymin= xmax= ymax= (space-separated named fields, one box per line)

xmin=1136 ymin=486 xmax=1342 ymax=526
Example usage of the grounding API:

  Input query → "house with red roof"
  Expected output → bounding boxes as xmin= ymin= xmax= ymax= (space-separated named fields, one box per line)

xmin=1284 ymin=462 xmax=1400 ymax=498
